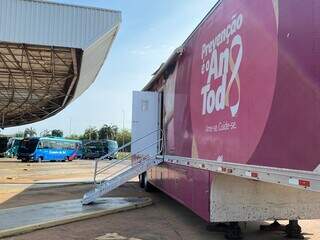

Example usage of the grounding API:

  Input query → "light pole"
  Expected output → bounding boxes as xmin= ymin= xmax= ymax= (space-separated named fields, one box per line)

xmin=122 ymin=109 xmax=125 ymax=151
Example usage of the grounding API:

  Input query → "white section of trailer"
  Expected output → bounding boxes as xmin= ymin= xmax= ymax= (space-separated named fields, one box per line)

xmin=0 ymin=0 xmax=121 ymax=99
xmin=163 ymin=155 xmax=320 ymax=193
xmin=210 ymin=174 xmax=320 ymax=222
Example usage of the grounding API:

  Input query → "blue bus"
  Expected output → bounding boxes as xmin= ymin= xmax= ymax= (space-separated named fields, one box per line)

xmin=17 ymin=137 xmax=82 ymax=162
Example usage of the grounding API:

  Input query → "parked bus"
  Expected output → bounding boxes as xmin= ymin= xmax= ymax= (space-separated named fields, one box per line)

xmin=82 ymin=141 xmax=103 ymax=159
xmin=5 ymin=137 xmax=22 ymax=158
xmin=17 ymin=137 xmax=82 ymax=162
xmin=82 ymin=140 xmax=118 ymax=159
xmin=0 ymin=136 xmax=9 ymax=157
xmin=104 ymin=140 xmax=119 ymax=158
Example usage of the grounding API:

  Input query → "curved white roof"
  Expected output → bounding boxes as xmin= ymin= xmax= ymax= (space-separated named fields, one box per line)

xmin=0 ymin=0 xmax=121 ymax=49
xmin=0 ymin=0 xmax=121 ymax=127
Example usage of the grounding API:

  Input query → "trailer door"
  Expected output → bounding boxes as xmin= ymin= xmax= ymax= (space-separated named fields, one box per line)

xmin=131 ymin=91 xmax=160 ymax=159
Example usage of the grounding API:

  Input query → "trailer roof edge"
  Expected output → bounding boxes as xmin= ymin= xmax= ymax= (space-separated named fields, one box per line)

xmin=142 ymin=0 xmax=223 ymax=90
xmin=143 ymin=47 xmax=183 ymax=91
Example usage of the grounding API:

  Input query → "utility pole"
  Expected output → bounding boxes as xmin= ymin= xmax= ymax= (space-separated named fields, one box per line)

xmin=69 ymin=117 xmax=72 ymax=136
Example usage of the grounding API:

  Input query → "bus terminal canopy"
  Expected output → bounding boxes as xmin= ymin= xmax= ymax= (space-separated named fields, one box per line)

xmin=0 ymin=0 xmax=121 ymax=128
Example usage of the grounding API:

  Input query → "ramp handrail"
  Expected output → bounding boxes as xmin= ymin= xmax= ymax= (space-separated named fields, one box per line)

xmin=93 ymin=129 xmax=164 ymax=184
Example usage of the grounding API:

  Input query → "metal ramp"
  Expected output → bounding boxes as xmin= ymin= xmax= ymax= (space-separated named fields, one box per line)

xmin=82 ymin=130 xmax=163 ymax=205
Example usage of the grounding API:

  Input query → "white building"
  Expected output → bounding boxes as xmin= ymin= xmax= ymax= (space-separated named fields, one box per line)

xmin=0 ymin=0 xmax=121 ymax=127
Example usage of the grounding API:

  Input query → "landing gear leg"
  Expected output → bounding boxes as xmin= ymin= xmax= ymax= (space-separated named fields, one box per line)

xmin=206 ymin=222 xmax=228 ymax=232
xmin=138 ymin=173 xmax=145 ymax=188
xmin=140 ymin=171 xmax=156 ymax=192
xmin=260 ymin=220 xmax=285 ymax=231
xmin=225 ymin=222 xmax=242 ymax=240
xmin=285 ymin=220 xmax=304 ymax=239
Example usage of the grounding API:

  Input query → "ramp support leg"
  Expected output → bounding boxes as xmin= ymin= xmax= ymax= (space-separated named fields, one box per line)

xmin=285 ymin=220 xmax=304 ymax=239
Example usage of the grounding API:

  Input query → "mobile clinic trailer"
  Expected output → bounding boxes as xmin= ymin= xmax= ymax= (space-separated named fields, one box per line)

xmin=83 ymin=0 xmax=320 ymax=239
xmin=133 ymin=0 xmax=320 ymax=238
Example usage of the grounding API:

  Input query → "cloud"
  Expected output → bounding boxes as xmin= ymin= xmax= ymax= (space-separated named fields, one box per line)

xmin=129 ymin=49 xmax=148 ymax=56
xmin=160 ymin=44 xmax=175 ymax=51
xmin=129 ymin=44 xmax=153 ymax=55
xmin=130 ymin=43 xmax=176 ymax=57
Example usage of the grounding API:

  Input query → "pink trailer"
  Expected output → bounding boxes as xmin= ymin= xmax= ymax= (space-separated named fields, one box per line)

xmin=131 ymin=0 xmax=320 ymax=238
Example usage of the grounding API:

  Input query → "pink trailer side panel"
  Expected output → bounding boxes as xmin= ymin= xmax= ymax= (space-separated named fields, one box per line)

xmin=148 ymin=0 xmax=320 ymax=221
xmin=189 ymin=0 xmax=278 ymax=166
xmin=248 ymin=0 xmax=320 ymax=170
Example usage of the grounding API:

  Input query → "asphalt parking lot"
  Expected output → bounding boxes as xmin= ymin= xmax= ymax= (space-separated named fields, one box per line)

xmin=0 ymin=159 xmax=319 ymax=240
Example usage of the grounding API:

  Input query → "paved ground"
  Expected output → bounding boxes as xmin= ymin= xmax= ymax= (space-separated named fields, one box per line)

xmin=0 ymin=159 xmax=319 ymax=240
xmin=0 ymin=197 xmax=151 ymax=238
xmin=0 ymin=158 xmax=95 ymax=184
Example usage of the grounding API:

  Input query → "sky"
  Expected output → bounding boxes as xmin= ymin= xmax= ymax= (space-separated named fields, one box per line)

xmin=2 ymin=0 xmax=216 ymax=136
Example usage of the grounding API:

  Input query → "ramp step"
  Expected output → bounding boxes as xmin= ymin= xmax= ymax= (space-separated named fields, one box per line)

xmin=82 ymin=158 xmax=163 ymax=205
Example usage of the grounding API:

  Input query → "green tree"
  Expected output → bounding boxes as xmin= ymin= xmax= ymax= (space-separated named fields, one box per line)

xmin=83 ymin=127 xmax=98 ymax=140
xmin=41 ymin=129 xmax=51 ymax=137
xmin=98 ymin=124 xmax=118 ymax=140
xmin=24 ymin=127 xmax=37 ymax=138
xmin=98 ymin=125 xmax=108 ymax=140
xmin=15 ymin=131 xmax=24 ymax=138
xmin=51 ymin=129 xmax=63 ymax=137
xmin=110 ymin=125 xmax=119 ymax=139
xmin=65 ymin=134 xmax=82 ymax=140
xmin=116 ymin=129 xmax=131 ymax=151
